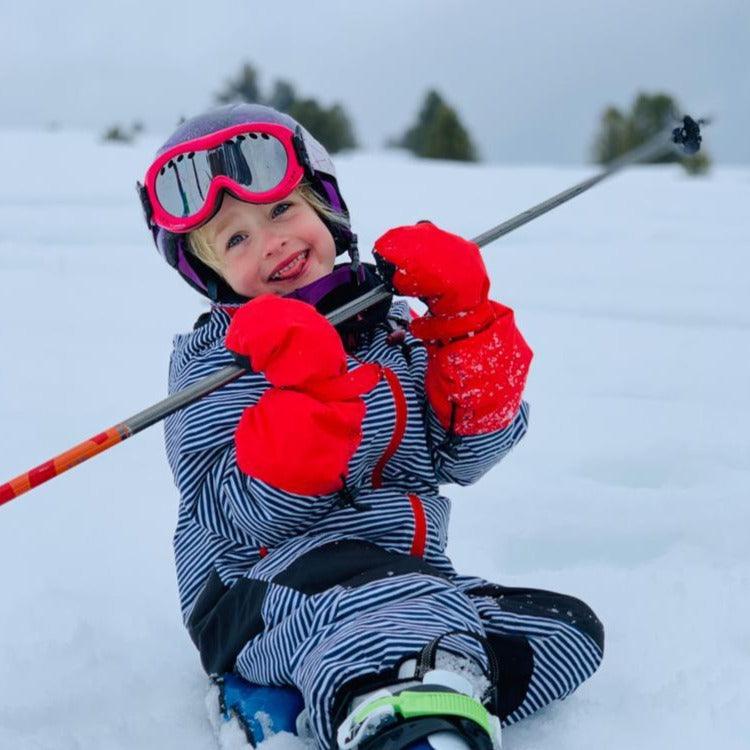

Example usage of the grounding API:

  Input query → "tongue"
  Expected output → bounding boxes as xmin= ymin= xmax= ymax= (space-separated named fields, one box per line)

xmin=273 ymin=253 xmax=305 ymax=281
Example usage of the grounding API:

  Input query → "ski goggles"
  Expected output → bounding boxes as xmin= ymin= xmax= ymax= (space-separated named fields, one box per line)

xmin=141 ymin=122 xmax=307 ymax=234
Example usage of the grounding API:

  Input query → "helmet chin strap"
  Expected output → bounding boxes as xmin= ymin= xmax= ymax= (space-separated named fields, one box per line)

xmin=238 ymin=214 xmax=363 ymax=308
xmin=347 ymin=239 xmax=361 ymax=274
xmin=283 ymin=261 xmax=394 ymax=349
xmin=284 ymin=262 xmax=367 ymax=307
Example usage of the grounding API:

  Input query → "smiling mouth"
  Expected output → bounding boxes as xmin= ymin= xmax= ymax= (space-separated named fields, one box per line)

xmin=268 ymin=249 xmax=310 ymax=282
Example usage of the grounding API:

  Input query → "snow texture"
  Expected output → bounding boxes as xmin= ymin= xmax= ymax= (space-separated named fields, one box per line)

xmin=0 ymin=130 xmax=748 ymax=749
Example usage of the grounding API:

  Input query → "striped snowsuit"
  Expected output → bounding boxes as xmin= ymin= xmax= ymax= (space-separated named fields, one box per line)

xmin=165 ymin=299 xmax=603 ymax=748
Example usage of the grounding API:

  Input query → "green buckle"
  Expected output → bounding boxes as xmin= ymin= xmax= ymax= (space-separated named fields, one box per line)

xmin=353 ymin=690 xmax=491 ymax=736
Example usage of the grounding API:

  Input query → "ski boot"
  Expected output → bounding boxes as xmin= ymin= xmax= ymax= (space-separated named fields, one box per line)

xmin=336 ymin=631 xmax=501 ymax=750
xmin=207 ymin=672 xmax=305 ymax=749
xmin=336 ymin=667 xmax=501 ymax=750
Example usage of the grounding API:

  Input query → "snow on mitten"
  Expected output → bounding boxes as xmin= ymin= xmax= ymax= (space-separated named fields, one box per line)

xmin=424 ymin=301 xmax=532 ymax=435
xmin=373 ymin=223 xmax=532 ymax=435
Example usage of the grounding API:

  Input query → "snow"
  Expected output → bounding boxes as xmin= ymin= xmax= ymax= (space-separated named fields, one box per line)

xmin=0 ymin=130 xmax=748 ymax=749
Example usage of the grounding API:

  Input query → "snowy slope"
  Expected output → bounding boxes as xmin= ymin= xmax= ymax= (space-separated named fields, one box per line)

xmin=0 ymin=130 xmax=748 ymax=749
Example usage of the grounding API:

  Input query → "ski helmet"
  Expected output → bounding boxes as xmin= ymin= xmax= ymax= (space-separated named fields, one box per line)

xmin=137 ymin=102 xmax=356 ymax=304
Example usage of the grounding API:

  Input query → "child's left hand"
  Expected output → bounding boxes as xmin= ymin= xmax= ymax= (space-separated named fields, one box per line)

xmin=372 ymin=222 xmax=490 ymax=316
xmin=373 ymin=222 xmax=496 ymax=344
xmin=375 ymin=223 xmax=533 ymax=435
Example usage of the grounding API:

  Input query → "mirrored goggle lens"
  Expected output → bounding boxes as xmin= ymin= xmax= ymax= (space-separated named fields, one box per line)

xmin=153 ymin=132 xmax=290 ymax=218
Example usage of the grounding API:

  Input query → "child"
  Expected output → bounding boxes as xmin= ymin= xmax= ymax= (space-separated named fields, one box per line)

xmin=139 ymin=103 xmax=604 ymax=750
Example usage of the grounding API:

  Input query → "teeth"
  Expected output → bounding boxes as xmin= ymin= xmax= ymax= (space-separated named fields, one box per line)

xmin=270 ymin=250 xmax=307 ymax=281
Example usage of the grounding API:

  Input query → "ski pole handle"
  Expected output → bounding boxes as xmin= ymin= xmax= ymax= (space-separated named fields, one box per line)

xmin=0 ymin=116 xmax=704 ymax=507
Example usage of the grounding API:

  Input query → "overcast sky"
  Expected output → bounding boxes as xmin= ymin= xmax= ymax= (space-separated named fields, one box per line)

xmin=2 ymin=0 xmax=748 ymax=164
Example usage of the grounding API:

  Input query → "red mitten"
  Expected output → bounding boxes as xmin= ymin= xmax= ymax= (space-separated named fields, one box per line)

xmin=226 ymin=295 xmax=349 ymax=388
xmin=425 ymin=301 xmax=533 ymax=435
xmin=225 ymin=295 xmax=380 ymax=494
xmin=374 ymin=224 xmax=533 ymax=434
xmin=373 ymin=222 xmax=496 ymax=341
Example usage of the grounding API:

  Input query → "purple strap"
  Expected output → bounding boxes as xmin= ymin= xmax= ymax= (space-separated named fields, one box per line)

xmin=218 ymin=264 xmax=365 ymax=315
xmin=176 ymin=239 xmax=208 ymax=291
xmin=285 ymin=264 xmax=364 ymax=306
xmin=319 ymin=177 xmax=343 ymax=213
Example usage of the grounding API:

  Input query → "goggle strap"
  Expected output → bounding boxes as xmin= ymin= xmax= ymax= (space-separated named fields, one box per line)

xmin=292 ymin=126 xmax=313 ymax=177
xmin=136 ymin=181 xmax=155 ymax=229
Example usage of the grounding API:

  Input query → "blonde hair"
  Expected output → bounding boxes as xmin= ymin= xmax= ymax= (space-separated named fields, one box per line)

xmin=188 ymin=182 xmax=348 ymax=275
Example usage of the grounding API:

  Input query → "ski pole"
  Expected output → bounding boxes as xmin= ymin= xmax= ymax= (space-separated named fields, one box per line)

xmin=0 ymin=116 xmax=703 ymax=507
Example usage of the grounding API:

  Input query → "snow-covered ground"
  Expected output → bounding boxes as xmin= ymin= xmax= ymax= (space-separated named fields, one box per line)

xmin=0 ymin=130 xmax=748 ymax=749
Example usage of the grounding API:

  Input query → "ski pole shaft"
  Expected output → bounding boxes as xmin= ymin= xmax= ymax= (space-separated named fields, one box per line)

xmin=318 ymin=117 xmax=705 ymax=330
xmin=472 ymin=117 xmax=698 ymax=247
xmin=0 ymin=294 xmax=388 ymax=506
xmin=0 ymin=117 xmax=703 ymax=507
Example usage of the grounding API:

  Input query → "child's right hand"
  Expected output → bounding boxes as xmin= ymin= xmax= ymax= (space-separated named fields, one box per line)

xmin=226 ymin=294 xmax=349 ymax=388
xmin=225 ymin=295 xmax=380 ymax=495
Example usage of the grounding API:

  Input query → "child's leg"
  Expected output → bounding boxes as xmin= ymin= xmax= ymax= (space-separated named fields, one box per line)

xmin=234 ymin=571 xmax=491 ymax=749
xmin=463 ymin=581 xmax=604 ymax=725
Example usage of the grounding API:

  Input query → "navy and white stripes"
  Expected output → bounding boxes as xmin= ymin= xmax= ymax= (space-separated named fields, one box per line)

xmin=163 ymin=299 xmax=602 ymax=748
xmin=235 ymin=571 xmax=491 ymax=743
xmin=165 ymin=300 xmax=529 ymax=621
xmin=471 ymin=592 xmax=603 ymax=725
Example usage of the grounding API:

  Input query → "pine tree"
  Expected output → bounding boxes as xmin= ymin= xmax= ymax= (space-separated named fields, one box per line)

xmin=212 ymin=63 xmax=357 ymax=153
xmin=288 ymin=99 xmax=357 ymax=153
xmin=216 ymin=63 xmax=262 ymax=104
xmin=268 ymin=80 xmax=297 ymax=112
xmin=593 ymin=106 xmax=628 ymax=164
xmin=395 ymin=90 xmax=477 ymax=162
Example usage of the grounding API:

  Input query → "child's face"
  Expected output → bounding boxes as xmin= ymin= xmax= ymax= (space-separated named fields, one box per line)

xmin=201 ymin=191 xmax=337 ymax=298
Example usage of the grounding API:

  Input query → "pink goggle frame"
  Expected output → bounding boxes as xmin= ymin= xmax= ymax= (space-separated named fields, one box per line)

xmin=143 ymin=122 xmax=305 ymax=234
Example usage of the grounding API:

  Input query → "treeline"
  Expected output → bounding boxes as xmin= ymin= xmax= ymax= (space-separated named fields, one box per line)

xmin=103 ymin=61 xmax=477 ymax=162
xmin=103 ymin=62 xmax=709 ymax=173
xmin=214 ymin=64 xmax=357 ymax=155
xmin=210 ymin=63 xmax=478 ymax=161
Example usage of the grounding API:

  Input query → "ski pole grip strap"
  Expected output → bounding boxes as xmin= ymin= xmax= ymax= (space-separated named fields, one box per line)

xmin=373 ymin=252 xmax=398 ymax=294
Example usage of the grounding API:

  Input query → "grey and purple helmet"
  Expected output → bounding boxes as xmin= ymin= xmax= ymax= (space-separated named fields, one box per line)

xmin=137 ymin=102 xmax=355 ymax=304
